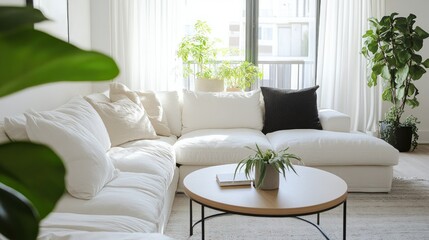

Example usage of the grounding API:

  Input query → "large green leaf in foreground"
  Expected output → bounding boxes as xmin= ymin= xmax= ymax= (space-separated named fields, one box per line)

xmin=0 ymin=142 xmax=66 ymax=220
xmin=0 ymin=6 xmax=119 ymax=239
xmin=0 ymin=142 xmax=66 ymax=240
xmin=0 ymin=26 xmax=119 ymax=97
xmin=0 ymin=182 xmax=39 ymax=240
xmin=0 ymin=6 xmax=47 ymax=31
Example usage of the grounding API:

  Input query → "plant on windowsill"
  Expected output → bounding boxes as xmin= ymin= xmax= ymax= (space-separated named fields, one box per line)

xmin=234 ymin=144 xmax=302 ymax=190
xmin=218 ymin=61 xmax=263 ymax=91
xmin=361 ymin=13 xmax=429 ymax=152
xmin=177 ymin=20 xmax=224 ymax=92
xmin=0 ymin=6 xmax=119 ymax=239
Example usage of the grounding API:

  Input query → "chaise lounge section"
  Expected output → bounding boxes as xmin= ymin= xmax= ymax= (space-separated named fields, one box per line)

xmin=173 ymin=89 xmax=398 ymax=192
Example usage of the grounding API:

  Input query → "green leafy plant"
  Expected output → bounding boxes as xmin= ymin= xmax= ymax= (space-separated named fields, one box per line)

xmin=0 ymin=6 xmax=119 ymax=239
xmin=381 ymin=109 xmax=420 ymax=151
xmin=234 ymin=144 xmax=302 ymax=189
xmin=177 ymin=20 xmax=218 ymax=79
xmin=361 ymin=13 xmax=429 ymax=150
xmin=218 ymin=61 xmax=263 ymax=90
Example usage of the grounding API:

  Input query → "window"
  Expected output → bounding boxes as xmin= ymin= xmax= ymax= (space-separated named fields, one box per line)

xmin=182 ymin=0 xmax=246 ymax=61
xmin=257 ymin=0 xmax=317 ymax=89
xmin=181 ymin=0 xmax=318 ymax=90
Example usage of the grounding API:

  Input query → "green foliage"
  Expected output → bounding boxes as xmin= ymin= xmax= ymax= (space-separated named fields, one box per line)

xmin=380 ymin=107 xmax=420 ymax=151
xmin=0 ymin=6 xmax=47 ymax=31
xmin=362 ymin=13 xmax=429 ymax=150
xmin=0 ymin=6 xmax=119 ymax=239
xmin=177 ymin=20 xmax=263 ymax=90
xmin=0 ymin=183 xmax=39 ymax=240
xmin=218 ymin=61 xmax=263 ymax=90
xmin=0 ymin=143 xmax=66 ymax=240
xmin=0 ymin=7 xmax=119 ymax=98
xmin=234 ymin=144 xmax=302 ymax=189
xmin=177 ymin=20 xmax=218 ymax=79
xmin=0 ymin=142 xmax=66 ymax=219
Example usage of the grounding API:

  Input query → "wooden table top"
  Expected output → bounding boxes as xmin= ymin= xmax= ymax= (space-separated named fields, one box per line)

xmin=184 ymin=164 xmax=348 ymax=216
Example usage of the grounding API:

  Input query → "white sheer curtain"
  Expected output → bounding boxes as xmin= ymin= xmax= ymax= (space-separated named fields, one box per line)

xmin=316 ymin=0 xmax=385 ymax=134
xmin=109 ymin=0 xmax=185 ymax=91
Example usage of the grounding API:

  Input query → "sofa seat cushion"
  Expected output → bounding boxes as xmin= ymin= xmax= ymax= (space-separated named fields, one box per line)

xmin=54 ymin=172 xmax=166 ymax=225
xmin=108 ymin=140 xmax=176 ymax=189
xmin=175 ymin=128 xmax=272 ymax=165
xmin=267 ymin=129 xmax=399 ymax=166
xmin=41 ymin=213 xmax=157 ymax=233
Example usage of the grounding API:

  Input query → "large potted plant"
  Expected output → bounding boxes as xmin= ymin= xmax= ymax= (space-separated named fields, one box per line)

xmin=0 ymin=6 xmax=118 ymax=239
xmin=361 ymin=13 xmax=429 ymax=151
xmin=234 ymin=145 xmax=302 ymax=190
xmin=218 ymin=61 xmax=263 ymax=91
xmin=177 ymin=20 xmax=224 ymax=92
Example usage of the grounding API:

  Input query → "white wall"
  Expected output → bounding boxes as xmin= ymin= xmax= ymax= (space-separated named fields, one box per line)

xmin=0 ymin=0 xmax=93 ymax=118
xmin=385 ymin=0 xmax=429 ymax=143
xmin=90 ymin=0 xmax=112 ymax=93
xmin=0 ymin=0 xmax=24 ymax=5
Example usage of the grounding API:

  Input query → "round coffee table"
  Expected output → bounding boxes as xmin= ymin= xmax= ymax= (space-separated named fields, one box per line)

xmin=183 ymin=164 xmax=348 ymax=239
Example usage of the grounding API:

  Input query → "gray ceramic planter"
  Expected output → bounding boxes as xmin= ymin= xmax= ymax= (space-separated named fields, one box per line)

xmin=254 ymin=164 xmax=279 ymax=190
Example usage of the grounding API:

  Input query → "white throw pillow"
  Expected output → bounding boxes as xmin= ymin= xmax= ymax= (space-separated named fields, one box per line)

xmin=25 ymin=113 xmax=118 ymax=200
xmin=109 ymin=83 xmax=171 ymax=136
xmin=109 ymin=82 xmax=141 ymax=105
xmin=136 ymin=91 xmax=171 ymax=136
xmin=4 ymin=115 xmax=28 ymax=141
xmin=85 ymin=97 xmax=158 ymax=146
xmin=181 ymin=90 xmax=263 ymax=134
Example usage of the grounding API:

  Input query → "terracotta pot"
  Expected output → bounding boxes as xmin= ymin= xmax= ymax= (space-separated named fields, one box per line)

xmin=194 ymin=78 xmax=224 ymax=92
xmin=254 ymin=164 xmax=279 ymax=190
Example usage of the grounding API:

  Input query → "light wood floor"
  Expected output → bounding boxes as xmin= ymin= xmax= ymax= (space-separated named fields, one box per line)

xmin=394 ymin=144 xmax=429 ymax=179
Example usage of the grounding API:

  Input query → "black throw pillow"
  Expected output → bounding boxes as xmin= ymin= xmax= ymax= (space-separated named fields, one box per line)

xmin=261 ymin=86 xmax=322 ymax=134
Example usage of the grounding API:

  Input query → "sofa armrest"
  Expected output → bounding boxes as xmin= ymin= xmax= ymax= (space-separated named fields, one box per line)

xmin=318 ymin=109 xmax=351 ymax=132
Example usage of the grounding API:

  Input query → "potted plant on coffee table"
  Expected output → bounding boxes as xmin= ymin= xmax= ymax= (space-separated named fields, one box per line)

xmin=177 ymin=20 xmax=224 ymax=92
xmin=218 ymin=61 xmax=263 ymax=91
xmin=361 ymin=13 xmax=429 ymax=151
xmin=234 ymin=144 xmax=302 ymax=190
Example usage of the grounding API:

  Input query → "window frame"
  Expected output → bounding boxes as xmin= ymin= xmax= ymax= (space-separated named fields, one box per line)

xmin=245 ymin=0 xmax=320 ymax=87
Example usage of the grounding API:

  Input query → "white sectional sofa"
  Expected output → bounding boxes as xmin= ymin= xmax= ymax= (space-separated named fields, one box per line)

xmin=0 ymin=84 xmax=399 ymax=239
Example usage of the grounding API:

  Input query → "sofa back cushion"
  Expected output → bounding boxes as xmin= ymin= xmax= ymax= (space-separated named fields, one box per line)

xmin=3 ymin=97 xmax=112 ymax=151
xmin=25 ymin=111 xmax=118 ymax=200
xmin=181 ymin=90 xmax=263 ymax=134
xmin=156 ymin=91 xmax=182 ymax=137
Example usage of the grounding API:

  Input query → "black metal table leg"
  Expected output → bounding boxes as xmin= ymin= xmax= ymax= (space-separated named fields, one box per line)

xmin=201 ymin=205 xmax=205 ymax=240
xmin=343 ymin=200 xmax=347 ymax=240
xmin=188 ymin=197 xmax=346 ymax=240
xmin=190 ymin=199 xmax=193 ymax=236
xmin=317 ymin=213 xmax=320 ymax=225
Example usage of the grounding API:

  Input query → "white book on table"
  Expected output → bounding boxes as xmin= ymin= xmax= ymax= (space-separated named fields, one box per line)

xmin=216 ymin=173 xmax=252 ymax=186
